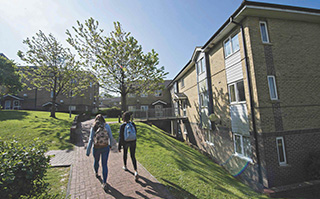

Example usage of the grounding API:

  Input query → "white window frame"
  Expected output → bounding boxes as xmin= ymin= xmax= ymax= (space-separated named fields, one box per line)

xmin=228 ymin=80 xmax=246 ymax=104
xmin=196 ymin=58 xmax=205 ymax=75
xmin=205 ymin=130 xmax=214 ymax=146
xmin=5 ymin=100 xmax=11 ymax=109
xmin=233 ymin=133 xmax=252 ymax=162
xmin=128 ymin=106 xmax=135 ymax=112
xmin=69 ymin=106 xmax=76 ymax=111
xmin=224 ymin=34 xmax=240 ymax=58
xmin=141 ymin=105 xmax=148 ymax=111
xmin=13 ymin=100 xmax=21 ymax=109
xmin=259 ymin=21 xmax=270 ymax=43
xmin=267 ymin=75 xmax=278 ymax=100
xmin=182 ymin=101 xmax=187 ymax=117
xmin=155 ymin=90 xmax=162 ymax=97
xmin=276 ymin=137 xmax=287 ymax=166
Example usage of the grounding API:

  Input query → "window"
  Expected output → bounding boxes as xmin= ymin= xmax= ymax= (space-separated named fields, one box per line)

xmin=205 ymin=130 xmax=214 ymax=145
xmin=155 ymin=90 xmax=162 ymax=97
xmin=199 ymin=92 xmax=209 ymax=108
xmin=196 ymin=58 xmax=205 ymax=75
xmin=182 ymin=102 xmax=187 ymax=117
xmin=174 ymin=82 xmax=178 ymax=93
xmin=234 ymin=133 xmax=252 ymax=158
xmin=128 ymin=106 xmax=135 ymax=111
xmin=128 ymin=93 xmax=136 ymax=98
xmin=260 ymin=21 xmax=270 ymax=43
xmin=69 ymin=90 xmax=74 ymax=97
xmin=268 ymin=76 xmax=278 ymax=100
xmin=13 ymin=100 xmax=20 ymax=109
xmin=224 ymin=34 xmax=240 ymax=57
xmin=141 ymin=105 xmax=148 ymax=111
xmin=141 ymin=93 xmax=148 ymax=97
xmin=181 ymin=78 xmax=185 ymax=87
xmin=50 ymin=91 xmax=54 ymax=98
xmin=228 ymin=80 xmax=246 ymax=103
xmin=69 ymin=106 xmax=76 ymax=111
xmin=276 ymin=137 xmax=287 ymax=165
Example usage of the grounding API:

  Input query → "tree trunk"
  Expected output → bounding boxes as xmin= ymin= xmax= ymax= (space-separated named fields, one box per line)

xmin=50 ymin=76 xmax=57 ymax=118
xmin=121 ymin=93 xmax=127 ymax=112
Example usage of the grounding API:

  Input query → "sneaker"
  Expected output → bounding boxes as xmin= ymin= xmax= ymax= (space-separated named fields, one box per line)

xmin=134 ymin=171 xmax=139 ymax=181
xmin=122 ymin=166 xmax=128 ymax=171
xmin=102 ymin=183 xmax=108 ymax=190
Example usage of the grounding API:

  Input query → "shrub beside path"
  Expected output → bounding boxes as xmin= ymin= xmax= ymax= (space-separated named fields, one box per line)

xmin=67 ymin=119 xmax=174 ymax=199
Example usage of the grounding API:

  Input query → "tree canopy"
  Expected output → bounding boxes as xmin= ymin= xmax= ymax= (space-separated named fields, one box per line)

xmin=0 ymin=56 xmax=22 ymax=95
xmin=67 ymin=18 xmax=168 ymax=111
xmin=18 ymin=30 xmax=92 ymax=118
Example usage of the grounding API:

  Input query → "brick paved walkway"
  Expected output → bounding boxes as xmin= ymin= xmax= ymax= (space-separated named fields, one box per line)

xmin=67 ymin=119 xmax=174 ymax=199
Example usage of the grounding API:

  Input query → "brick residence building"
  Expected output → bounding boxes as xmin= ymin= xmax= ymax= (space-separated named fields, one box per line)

xmin=1 ymin=66 xmax=99 ymax=114
xmin=126 ymin=80 xmax=172 ymax=113
xmin=168 ymin=1 xmax=320 ymax=192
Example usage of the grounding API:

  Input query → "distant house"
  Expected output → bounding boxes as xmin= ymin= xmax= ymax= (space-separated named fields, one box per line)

xmin=99 ymin=97 xmax=121 ymax=108
xmin=1 ymin=65 xmax=99 ymax=113
xmin=168 ymin=1 xmax=320 ymax=193
xmin=126 ymin=80 xmax=172 ymax=115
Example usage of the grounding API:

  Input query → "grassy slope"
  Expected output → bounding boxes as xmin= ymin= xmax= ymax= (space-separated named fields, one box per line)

xmin=110 ymin=122 xmax=268 ymax=199
xmin=0 ymin=110 xmax=75 ymax=150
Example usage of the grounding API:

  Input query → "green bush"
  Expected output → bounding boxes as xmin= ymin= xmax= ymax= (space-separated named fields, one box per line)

xmin=98 ymin=107 xmax=121 ymax=118
xmin=306 ymin=151 xmax=320 ymax=180
xmin=0 ymin=138 xmax=50 ymax=198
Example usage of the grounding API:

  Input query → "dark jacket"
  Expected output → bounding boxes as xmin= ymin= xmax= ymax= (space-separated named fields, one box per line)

xmin=118 ymin=122 xmax=137 ymax=150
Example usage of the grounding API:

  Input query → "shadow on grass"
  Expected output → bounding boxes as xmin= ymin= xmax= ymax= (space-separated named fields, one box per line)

xmin=161 ymin=178 xmax=197 ymax=199
xmin=135 ymin=123 xmax=267 ymax=199
xmin=0 ymin=110 xmax=30 ymax=121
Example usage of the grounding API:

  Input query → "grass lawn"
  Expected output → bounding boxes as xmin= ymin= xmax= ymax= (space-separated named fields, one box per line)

xmin=0 ymin=110 xmax=75 ymax=150
xmin=45 ymin=167 xmax=70 ymax=196
xmin=109 ymin=122 xmax=269 ymax=199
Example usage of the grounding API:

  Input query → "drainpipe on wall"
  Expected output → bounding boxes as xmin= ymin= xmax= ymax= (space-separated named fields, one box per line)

xmin=205 ymin=52 xmax=215 ymax=129
xmin=231 ymin=17 xmax=263 ymax=185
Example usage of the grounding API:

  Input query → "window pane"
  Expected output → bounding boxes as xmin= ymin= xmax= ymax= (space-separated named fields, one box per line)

xmin=243 ymin=136 xmax=251 ymax=158
xmin=237 ymin=81 xmax=246 ymax=102
xmin=268 ymin=76 xmax=277 ymax=99
xmin=260 ymin=23 xmax=269 ymax=43
xmin=235 ymin=135 xmax=242 ymax=154
xmin=229 ymin=84 xmax=236 ymax=102
xmin=277 ymin=139 xmax=285 ymax=163
xmin=232 ymin=35 xmax=240 ymax=52
xmin=224 ymin=39 xmax=231 ymax=57
xmin=201 ymin=58 xmax=205 ymax=73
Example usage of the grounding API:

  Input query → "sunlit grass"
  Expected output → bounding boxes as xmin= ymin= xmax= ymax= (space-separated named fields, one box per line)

xmin=110 ymin=122 xmax=269 ymax=199
xmin=45 ymin=167 xmax=70 ymax=196
xmin=0 ymin=110 xmax=75 ymax=150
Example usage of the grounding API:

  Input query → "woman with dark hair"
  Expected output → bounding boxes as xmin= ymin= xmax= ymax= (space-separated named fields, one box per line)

xmin=118 ymin=111 xmax=139 ymax=181
xmin=86 ymin=114 xmax=113 ymax=189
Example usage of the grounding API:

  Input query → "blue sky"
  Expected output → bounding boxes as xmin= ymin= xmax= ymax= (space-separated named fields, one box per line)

xmin=1 ymin=0 xmax=320 ymax=80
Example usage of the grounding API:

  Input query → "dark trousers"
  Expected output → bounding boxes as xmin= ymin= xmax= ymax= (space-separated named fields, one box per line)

xmin=123 ymin=141 xmax=137 ymax=170
xmin=93 ymin=146 xmax=110 ymax=183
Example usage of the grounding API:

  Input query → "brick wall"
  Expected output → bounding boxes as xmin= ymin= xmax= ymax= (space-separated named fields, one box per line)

xmin=262 ymin=129 xmax=320 ymax=187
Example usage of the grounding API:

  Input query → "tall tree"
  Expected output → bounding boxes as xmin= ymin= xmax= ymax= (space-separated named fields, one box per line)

xmin=0 ymin=56 xmax=22 ymax=96
xmin=67 ymin=18 xmax=168 ymax=111
xmin=18 ymin=30 xmax=91 ymax=118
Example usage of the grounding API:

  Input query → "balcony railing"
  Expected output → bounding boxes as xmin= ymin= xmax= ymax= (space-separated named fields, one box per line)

xmin=131 ymin=108 xmax=185 ymax=120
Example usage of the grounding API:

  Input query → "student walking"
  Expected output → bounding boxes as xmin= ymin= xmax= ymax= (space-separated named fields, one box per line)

xmin=86 ymin=114 xmax=114 ymax=189
xmin=118 ymin=111 xmax=139 ymax=181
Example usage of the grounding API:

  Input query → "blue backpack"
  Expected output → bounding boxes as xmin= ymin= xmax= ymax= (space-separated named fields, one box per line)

xmin=124 ymin=122 xmax=136 ymax=141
